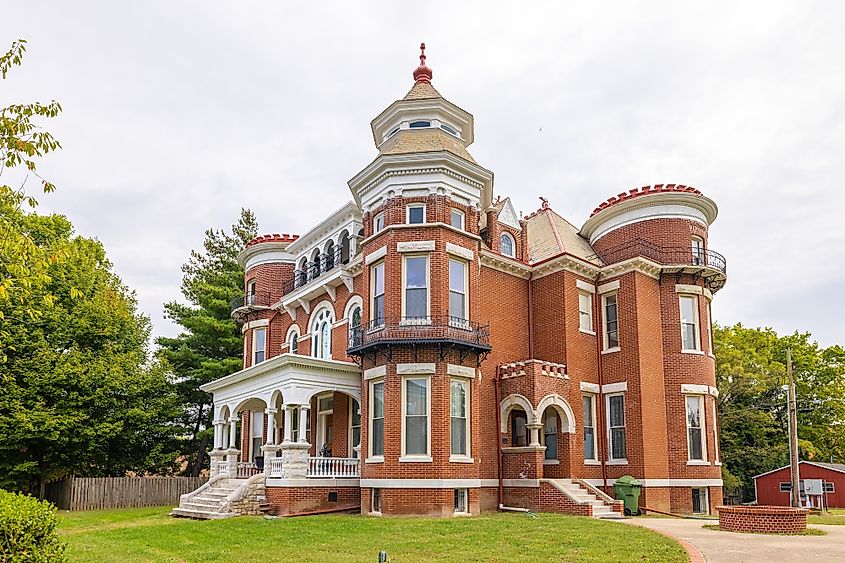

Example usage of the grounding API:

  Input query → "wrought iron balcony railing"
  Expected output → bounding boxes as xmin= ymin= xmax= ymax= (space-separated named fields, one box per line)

xmin=348 ymin=315 xmax=491 ymax=355
xmin=594 ymin=239 xmax=727 ymax=275
xmin=282 ymin=245 xmax=351 ymax=296
xmin=230 ymin=291 xmax=272 ymax=313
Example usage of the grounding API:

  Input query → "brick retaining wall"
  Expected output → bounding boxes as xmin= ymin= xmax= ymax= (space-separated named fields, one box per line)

xmin=717 ymin=505 xmax=808 ymax=534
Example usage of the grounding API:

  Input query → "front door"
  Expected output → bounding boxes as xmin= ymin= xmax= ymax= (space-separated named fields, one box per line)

xmin=318 ymin=413 xmax=333 ymax=456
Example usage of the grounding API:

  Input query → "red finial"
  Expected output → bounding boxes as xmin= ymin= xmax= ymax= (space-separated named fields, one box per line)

xmin=413 ymin=41 xmax=433 ymax=84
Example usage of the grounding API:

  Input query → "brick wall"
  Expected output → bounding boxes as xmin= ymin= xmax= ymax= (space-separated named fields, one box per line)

xmin=265 ymin=486 xmax=360 ymax=516
xmin=717 ymin=505 xmax=808 ymax=534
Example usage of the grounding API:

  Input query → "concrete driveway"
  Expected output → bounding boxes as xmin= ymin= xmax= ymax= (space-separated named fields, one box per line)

xmin=622 ymin=517 xmax=845 ymax=563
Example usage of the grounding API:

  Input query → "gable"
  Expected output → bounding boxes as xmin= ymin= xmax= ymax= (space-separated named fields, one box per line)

xmin=498 ymin=198 xmax=521 ymax=230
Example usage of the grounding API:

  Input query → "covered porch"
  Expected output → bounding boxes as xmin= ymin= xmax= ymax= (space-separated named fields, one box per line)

xmin=200 ymin=353 xmax=362 ymax=481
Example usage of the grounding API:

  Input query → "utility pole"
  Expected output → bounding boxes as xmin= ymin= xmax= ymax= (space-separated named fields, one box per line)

xmin=788 ymin=348 xmax=801 ymax=508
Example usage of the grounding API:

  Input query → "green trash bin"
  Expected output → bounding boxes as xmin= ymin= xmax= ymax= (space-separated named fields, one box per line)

xmin=614 ymin=475 xmax=642 ymax=516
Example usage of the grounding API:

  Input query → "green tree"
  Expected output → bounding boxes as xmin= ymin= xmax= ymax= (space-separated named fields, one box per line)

xmin=0 ymin=209 xmax=181 ymax=496
xmin=156 ymin=210 xmax=258 ymax=476
xmin=0 ymin=39 xmax=64 ymax=362
xmin=715 ymin=324 xmax=845 ymax=501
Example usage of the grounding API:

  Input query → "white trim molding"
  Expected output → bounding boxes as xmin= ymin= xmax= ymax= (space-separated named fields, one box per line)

xmin=397 ymin=240 xmax=435 ymax=253
xmin=242 ymin=318 xmax=269 ymax=331
xmin=598 ymin=280 xmax=620 ymax=294
xmin=576 ymin=279 xmax=596 ymax=293
xmin=396 ymin=362 xmax=436 ymax=375
xmin=580 ymin=382 xmax=600 ymax=394
xmin=364 ymin=365 xmax=387 ymax=381
xmin=584 ymin=478 xmax=723 ymax=488
xmin=365 ymin=245 xmax=387 ymax=264
xmin=675 ymin=283 xmax=714 ymax=301
xmin=447 ymin=364 xmax=476 ymax=378
xmin=445 ymin=242 xmax=474 ymax=261
xmin=602 ymin=381 xmax=628 ymax=394
xmin=681 ymin=384 xmax=719 ymax=397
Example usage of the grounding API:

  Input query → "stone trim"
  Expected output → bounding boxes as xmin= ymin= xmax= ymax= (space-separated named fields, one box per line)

xmin=445 ymin=242 xmax=474 ymax=260
xmin=364 ymin=365 xmax=387 ymax=380
xmin=602 ymin=381 xmax=627 ymax=393
xmin=397 ymin=240 xmax=435 ymax=253
xmin=365 ymin=245 xmax=387 ymax=264
xmin=396 ymin=362 xmax=436 ymax=375
xmin=447 ymin=364 xmax=476 ymax=378
xmin=576 ymin=279 xmax=596 ymax=293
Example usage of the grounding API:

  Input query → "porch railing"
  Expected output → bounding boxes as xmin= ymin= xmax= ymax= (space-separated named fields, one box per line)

xmin=215 ymin=461 xmax=230 ymax=476
xmin=307 ymin=456 xmax=359 ymax=478
xmin=268 ymin=457 xmax=284 ymax=478
xmin=236 ymin=462 xmax=260 ymax=479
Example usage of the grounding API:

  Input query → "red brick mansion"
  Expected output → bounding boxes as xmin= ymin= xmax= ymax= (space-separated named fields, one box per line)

xmin=174 ymin=45 xmax=726 ymax=520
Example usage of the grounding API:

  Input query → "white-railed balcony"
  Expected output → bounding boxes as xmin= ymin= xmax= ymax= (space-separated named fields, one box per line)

xmin=267 ymin=456 xmax=360 ymax=479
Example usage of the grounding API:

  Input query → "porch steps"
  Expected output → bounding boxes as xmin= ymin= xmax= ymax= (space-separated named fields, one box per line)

xmin=544 ymin=479 xmax=625 ymax=519
xmin=171 ymin=478 xmax=250 ymax=520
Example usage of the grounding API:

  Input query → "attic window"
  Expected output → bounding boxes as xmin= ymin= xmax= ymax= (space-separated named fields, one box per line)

xmin=385 ymin=127 xmax=400 ymax=140
xmin=440 ymin=124 xmax=458 ymax=136
xmin=409 ymin=121 xmax=431 ymax=129
xmin=500 ymin=232 xmax=515 ymax=258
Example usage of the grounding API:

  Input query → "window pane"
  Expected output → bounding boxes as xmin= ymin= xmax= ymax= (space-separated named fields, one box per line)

xmin=584 ymin=427 xmax=595 ymax=459
xmin=609 ymin=395 xmax=625 ymax=426
xmin=450 ymin=381 xmax=466 ymax=417
xmin=611 ymin=428 xmax=627 ymax=459
xmin=408 ymin=206 xmax=424 ymax=224
xmin=254 ymin=328 xmax=266 ymax=363
xmin=450 ymin=292 xmax=465 ymax=320
xmin=689 ymin=428 xmax=703 ymax=460
xmin=680 ymin=296 xmax=696 ymax=323
xmin=605 ymin=295 xmax=619 ymax=348
xmin=449 ymin=260 xmax=465 ymax=292
xmin=373 ymin=383 xmax=384 ymax=418
xmin=406 ymin=416 xmax=427 ymax=454
xmin=511 ymin=411 xmax=528 ymax=447
xmin=374 ymin=263 xmax=384 ymax=294
xmin=406 ymin=379 xmax=427 ymax=416
xmin=406 ymin=257 xmax=426 ymax=287
xmin=451 ymin=418 xmax=467 ymax=455
xmin=686 ymin=396 xmax=701 ymax=428
xmin=545 ymin=432 xmax=558 ymax=460
xmin=373 ymin=295 xmax=385 ymax=324
xmin=406 ymin=288 xmax=427 ymax=318
xmin=583 ymin=395 xmax=593 ymax=422
xmin=372 ymin=419 xmax=384 ymax=456
xmin=351 ymin=399 xmax=361 ymax=426
xmin=451 ymin=209 xmax=463 ymax=229
xmin=682 ymin=324 xmax=696 ymax=349
xmin=500 ymin=234 xmax=514 ymax=256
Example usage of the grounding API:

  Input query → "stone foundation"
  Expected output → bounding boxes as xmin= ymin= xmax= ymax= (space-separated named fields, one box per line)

xmin=717 ymin=505 xmax=809 ymax=534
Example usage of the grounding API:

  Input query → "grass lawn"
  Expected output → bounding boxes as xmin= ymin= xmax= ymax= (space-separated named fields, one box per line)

xmin=809 ymin=508 xmax=845 ymax=526
xmin=58 ymin=507 xmax=688 ymax=563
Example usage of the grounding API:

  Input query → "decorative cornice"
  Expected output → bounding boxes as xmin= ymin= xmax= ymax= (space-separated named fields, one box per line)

xmin=598 ymin=256 xmax=662 ymax=281
xmin=479 ymin=249 xmax=531 ymax=279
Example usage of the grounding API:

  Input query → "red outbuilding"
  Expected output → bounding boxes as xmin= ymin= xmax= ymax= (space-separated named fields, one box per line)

xmin=754 ymin=461 xmax=845 ymax=509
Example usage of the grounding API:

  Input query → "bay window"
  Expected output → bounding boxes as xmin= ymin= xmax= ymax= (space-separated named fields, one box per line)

xmin=450 ymin=379 xmax=469 ymax=457
xmin=403 ymin=255 xmax=428 ymax=320
xmin=371 ymin=262 xmax=385 ymax=326
xmin=449 ymin=258 xmax=468 ymax=323
xmin=680 ymin=295 xmax=700 ymax=351
xmin=369 ymin=381 xmax=384 ymax=458
xmin=686 ymin=395 xmax=707 ymax=461
xmin=403 ymin=377 xmax=429 ymax=457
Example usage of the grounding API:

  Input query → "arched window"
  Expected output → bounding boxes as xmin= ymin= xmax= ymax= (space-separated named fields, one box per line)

xmin=288 ymin=328 xmax=299 ymax=355
xmin=296 ymin=257 xmax=308 ymax=287
xmin=339 ymin=231 xmax=351 ymax=264
xmin=310 ymin=249 xmax=321 ymax=280
xmin=311 ymin=307 xmax=334 ymax=360
xmin=324 ymin=240 xmax=335 ymax=271
xmin=500 ymin=232 xmax=515 ymax=258
xmin=351 ymin=306 xmax=361 ymax=329
xmin=409 ymin=120 xmax=431 ymax=129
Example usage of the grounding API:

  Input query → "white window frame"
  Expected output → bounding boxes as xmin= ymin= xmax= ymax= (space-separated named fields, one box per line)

xmin=454 ymin=488 xmax=468 ymax=514
xmin=582 ymin=394 xmax=598 ymax=462
xmin=349 ymin=396 xmax=361 ymax=458
xmin=371 ymin=261 xmax=385 ymax=327
xmin=252 ymin=327 xmax=266 ymax=364
xmin=250 ymin=410 xmax=263 ymax=462
xmin=691 ymin=236 xmax=704 ymax=266
xmin=706 ymin=301 xmax=713 ymax=355
xmin=406 ymin=203 xmax=426 ymax=224
xmin=685 ymin=394 xmax=708 ymax=463
xmin=315 ymin=393 xmax=334 ymax=454
xmin=371 ymin=488 xmax=382 ymax=514
xmin=691 ymin=487 xmax=709 ymax=515
xmin=448 ymin=258 xmax=469 ymax=324
xmin=373 ymin=212 xmax=385 ymax=234
xmin=367 ymin=379 xmax=385 ymax=462
xmin=400 ymin=376 xmax=432 ymax=461
xmin=606 ymin=393 xmax=627 ymax=463
xmin=779 ymin=482 xmax=792 ymax=493
xmin=286 ymin=326 xmax=300 ymax=354
xmin=601 ymin=293 xmax=620 ymax=352
xmin=449 ymin=378 xmax=471 ymax=461
xmin=578 ymin=291 xmax=594 ymax=334
xmin=310 ymin=306 xmax=334 ymax=360
xmin=541 ymin=409 xmax=559 ymax=462
xmin=401 ymin=254 xmax=430 ymax=322
xmin=451 ymin=208 xmax=465 ymax=230
xmin=679 ymin=294 xmax=701 ymax=352
xmin=246 ymin=279 xmax=257 ymax=304
xmin=499 ymin=232 xmax=516 ymax=258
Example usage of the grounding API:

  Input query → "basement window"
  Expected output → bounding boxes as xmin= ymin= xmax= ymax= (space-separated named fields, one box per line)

xmin=454 ymin=489 xmax=468 ymax=514
xmin=692 ymin=488 xmax=709 ymax=514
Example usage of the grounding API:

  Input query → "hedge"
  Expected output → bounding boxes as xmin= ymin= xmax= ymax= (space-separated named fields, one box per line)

xmin=0 ymin=490 xmax=66 ymax=562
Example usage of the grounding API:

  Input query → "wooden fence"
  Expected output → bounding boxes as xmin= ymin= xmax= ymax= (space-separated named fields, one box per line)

xmin=45 ymin=476 xmax=207 ymax=511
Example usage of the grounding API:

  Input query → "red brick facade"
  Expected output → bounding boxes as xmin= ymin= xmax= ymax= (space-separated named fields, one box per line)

xmin=212 ymin=52 xmax=728 ymax=518
xmin=717 ymin=505 xmax=808 ymax=534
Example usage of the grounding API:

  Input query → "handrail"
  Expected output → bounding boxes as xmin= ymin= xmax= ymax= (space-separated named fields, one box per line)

xmin=230 ymin=291 xmax=272 ymax=313
xmin=591 ymin=239 xmax=726 ymax=275
xmin=348 ymin=315 xmax=491 ymax=352
xmin=283 ymin=245 xmax=351 ymax=295
xmin=307 ymin=456 xmax=360 ymax=478
xmin=269 ymin=457 xmax=284 ymax=478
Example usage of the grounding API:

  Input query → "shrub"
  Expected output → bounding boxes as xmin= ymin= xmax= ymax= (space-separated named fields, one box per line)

xmin=0 ymin=489 xmax=66 ymax=562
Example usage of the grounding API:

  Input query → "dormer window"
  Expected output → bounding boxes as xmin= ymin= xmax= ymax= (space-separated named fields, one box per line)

xmin=409 ymin=120 xmax=431 ymax=129
xmin=440 ymin=124 xmax=458 ymax=136
xmin=500 ymin=232 xmax=515 ymax=258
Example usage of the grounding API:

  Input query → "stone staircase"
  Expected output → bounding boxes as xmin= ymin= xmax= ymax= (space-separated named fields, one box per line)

xmin=543 ymin=479 xmax=625 ymax=519
xmin=171 ymin=476 xmax=253 ymax=520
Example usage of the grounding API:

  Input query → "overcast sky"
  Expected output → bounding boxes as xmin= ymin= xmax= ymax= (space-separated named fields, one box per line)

xmin=4 ymin=1 xmax=844 ymax=347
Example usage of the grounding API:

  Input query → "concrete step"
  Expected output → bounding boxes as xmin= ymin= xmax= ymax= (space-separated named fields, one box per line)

xmin=187 ymin=498 xmax=225 ymax=509
xmin=171 ymin=507 xmax=234 ymax=520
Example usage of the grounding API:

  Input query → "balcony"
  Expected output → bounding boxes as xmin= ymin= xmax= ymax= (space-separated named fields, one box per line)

xmin=230 ymin=291 xmax=272 ymax=317
xmin=284 ymin=245 xmax=351 ymax=295
xmin=348 ymin=316 xmax=491 ymax=359
xmin=279 ymin=245 xmax=357 ymax=319
xmin=594 ymin=239 xmax=727 ymax=290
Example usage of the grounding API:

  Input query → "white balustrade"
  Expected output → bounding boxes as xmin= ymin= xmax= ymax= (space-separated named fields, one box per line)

xmin=307 ymin=456 xmax=359 ymax=478
xmin=269 ymin=457 xmax=284 ymax=478
xmin=216 ymin=460 xmax=230 ymax=476
xmin=236 ymin=462 xmax=259 ymax=478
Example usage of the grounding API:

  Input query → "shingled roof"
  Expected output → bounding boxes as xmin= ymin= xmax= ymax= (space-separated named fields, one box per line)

xmin=403 ymin=81 xmax=442 ymax=100
xmin=379 ymin=128 xmax=477 ymax=164
xmin=524 ymin=205 xmax=602 ymax=266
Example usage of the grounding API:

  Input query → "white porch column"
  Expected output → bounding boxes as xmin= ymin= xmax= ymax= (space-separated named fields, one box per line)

xmin=265 ymin=408 xmax=277 ymax=446
xmin=228 ymin=416 xmax=238 ymax=451
xmin=283 ymin=405 xmax=294 ymax=443
xmin=212 ymin=420 xmax=223 ymax=449
xmin=298 ymin=405 xmax=310 ymax=444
